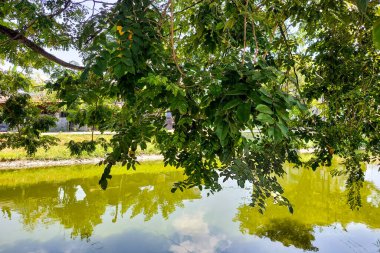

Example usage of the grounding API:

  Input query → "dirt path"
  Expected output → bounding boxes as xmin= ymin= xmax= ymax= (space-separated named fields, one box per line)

xmin=0 ymin=155 xmax=164 ymax=170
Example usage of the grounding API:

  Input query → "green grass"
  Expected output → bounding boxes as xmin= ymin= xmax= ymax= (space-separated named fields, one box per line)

xmin=0 ymin=133 xmax=160 ymax=161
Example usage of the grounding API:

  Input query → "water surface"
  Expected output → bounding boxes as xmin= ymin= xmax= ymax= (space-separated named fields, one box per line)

xmin=0 ymin=162 xmax=380 ymax=253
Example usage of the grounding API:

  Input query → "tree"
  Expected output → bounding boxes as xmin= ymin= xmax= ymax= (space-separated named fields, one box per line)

xmin=47 ymin=71 xmax=116 ymax=155
xmin=0 ymin=70 xmax=58 ymax=155
xmin=0 ymin=0 xmax=379 ymax=212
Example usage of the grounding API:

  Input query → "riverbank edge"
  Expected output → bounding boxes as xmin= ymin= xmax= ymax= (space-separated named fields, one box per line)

xmin=0 ymin=149 xmax=316 ymax=170
xmin=0 ymin=155 xmax=164 ymax=170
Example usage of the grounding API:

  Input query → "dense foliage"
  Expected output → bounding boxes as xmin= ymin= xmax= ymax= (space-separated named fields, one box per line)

xmin=0 ymin=71 xmax=58 ymax=155
xmin=0 ymin=0 xmax=379 ymax=212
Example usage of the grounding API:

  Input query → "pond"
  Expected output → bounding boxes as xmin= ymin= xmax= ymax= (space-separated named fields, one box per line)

xmin=0 ymin=161 xmax=380 ymax=253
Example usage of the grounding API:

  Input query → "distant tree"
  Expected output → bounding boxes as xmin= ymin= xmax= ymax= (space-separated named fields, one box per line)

xmin=0 ymin=71 xmax=58 ymax=155
xmin=47 ymin=71 xmax=116 ymax=155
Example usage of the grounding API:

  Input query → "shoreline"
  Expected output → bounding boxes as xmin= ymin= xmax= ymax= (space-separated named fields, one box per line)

xmin=0 ymin=149 xmax=316 ymax=170
xmin=0 ymin=155 xmax=164 ymax=170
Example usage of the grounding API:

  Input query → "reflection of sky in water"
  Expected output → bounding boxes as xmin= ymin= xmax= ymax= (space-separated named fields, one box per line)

xmin=365 ymin=165 xmax=380 ymax=207
xmin=75 ymin=185 xmax=86 ymax=201
xmin=169 ymin=212 xmax=231 ymax=253
xmin=365 ymin=164 xmax=380 ymax=189
xmin=1 ymin=163 xmax=380 ymax=253
xmin=1 ymin=223 xmax=379 ymax=253
xmin=313 ymin=223 xmax=380 ymax=253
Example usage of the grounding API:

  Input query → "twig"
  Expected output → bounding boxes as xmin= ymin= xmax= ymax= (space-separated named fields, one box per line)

xmin=93 ymin=0 xmax=117 ymax=5
xmin=144 ymin=0 xmax=158 ymax=12
xmin=72 ymin=0 xmax=116 ymax=5
xmin=242 ymin=0 xmax=248 ymax=65
xmin=174 ymin=0 xmax=207 ymax=14
xmin=157 ymin=0 xmax=170 ymax=32
xmin=169 ymin=0 xmax=185 ymax=76
xmin=91 ymin=0 xmax=96 ymax=17
xmin=263 ymin=24 xmax=277 ymax=59
xmin=278 ymin=22 xmax=302 ymax=98
xmin=251 ymin=17 xmax=258 ymax=63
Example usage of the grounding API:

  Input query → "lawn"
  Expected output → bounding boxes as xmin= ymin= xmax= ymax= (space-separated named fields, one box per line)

xmin=0 ymin=133 xmax=159 ymax=161
xmin=0 ymin=161 xmax=179 ymax=187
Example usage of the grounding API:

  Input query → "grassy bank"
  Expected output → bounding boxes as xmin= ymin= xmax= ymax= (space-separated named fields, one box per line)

xmin=0 ymin=161 xmax=179 ymax=187
xmin=0 ymin=133 xmax=160 ymax=161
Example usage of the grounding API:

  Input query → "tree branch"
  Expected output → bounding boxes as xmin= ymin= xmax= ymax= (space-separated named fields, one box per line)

xmin=169 ymin=0 xmax=185 ymax=76
xmin=278 ymin=23 xmax=302 ymax=99
xmin=242 ymin=0 xmax=248 ymax=65
xmin=174 ymin=0 xmax=206 ymax=14
xmin=0 ymin=24 xmax=84 ymax=71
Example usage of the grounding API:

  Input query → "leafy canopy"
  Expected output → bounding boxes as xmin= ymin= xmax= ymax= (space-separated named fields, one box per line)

xmin=1 ymin=0 xmax=379 ymax=212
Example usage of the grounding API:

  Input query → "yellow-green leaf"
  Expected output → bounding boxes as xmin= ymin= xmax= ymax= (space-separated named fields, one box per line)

xmin=373 ymin=20 xmax=380 ymax=49
xmin=256 ymin=104 xmax=273 ymax=115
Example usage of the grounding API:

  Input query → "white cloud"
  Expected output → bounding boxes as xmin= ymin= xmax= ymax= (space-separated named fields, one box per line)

xmin=169 ymin=212 xmax=231 ymax=253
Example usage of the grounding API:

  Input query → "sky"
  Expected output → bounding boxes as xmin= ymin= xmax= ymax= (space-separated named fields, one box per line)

xmin=48 ymin=48 xmax=83 ymax=66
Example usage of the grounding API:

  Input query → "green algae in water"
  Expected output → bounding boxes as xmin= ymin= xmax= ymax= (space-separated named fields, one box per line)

xmin=0 ymin=161 xmax=379 ymax=252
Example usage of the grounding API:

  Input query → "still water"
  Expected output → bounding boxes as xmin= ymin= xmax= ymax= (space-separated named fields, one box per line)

xmin=0 ymin=162 xmax=380 ymax=253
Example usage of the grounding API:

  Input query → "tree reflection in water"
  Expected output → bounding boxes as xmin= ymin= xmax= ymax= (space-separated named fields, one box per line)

xmin=255 ymin=218 xmax=318 ymax=251
xmin=234 ymin=165 xmax=380 ymax=252
xmin=1 ymin=163 xmax=380 ymax=251
xmin=0 ymin=167 xmax=200 ymax=240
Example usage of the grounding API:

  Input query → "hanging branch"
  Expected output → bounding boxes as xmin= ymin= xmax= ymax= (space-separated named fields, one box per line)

xmin=0 ymin=24 xmax=84 ymax=71
xmin=169 ymin=0 xmax=185 ymax=76
xmin=278 ymin=22 xmax=302 ymax=98
xmin=262 ymin=24 xmax=277 ymax=59
xmin=242 ymin=0 xmax=248 ymax=65
xmin=157 ymin=0 xmax=170 ymax=35
xmin=251 ymin=10 xmax=259 ymax=63
xmin=174 ymin=0 xmax=207 ymax=14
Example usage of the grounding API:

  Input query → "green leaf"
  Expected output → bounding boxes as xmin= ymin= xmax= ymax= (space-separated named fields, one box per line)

xmin=296 ymin=101 xmax=307 ymax=111
xmin=276 ymin=122 xmax=289 ymax=138
xmin=250 ymin=70 xmax=267 ymax=81
xmin=177 ymin=117 xmax=192 ymax=126
xmin=268 ymin=126 xmax=274 ymax=137
xmin=126 ymin=64 xmax=136 ymax=74
xmin=113 ymin=64 xmax=126 ymax=78
xmin=171 ymin=96 xmax=188 ymax=114
xmin=259 ymin=87 xmax=271 ymax=98
xmin=215 ymin=22 xmax=224 ymax=30
xmin=237 ymin=103 xmax=251 ymax=123
xmin=224 ymin=18 xmax=236 ymax=31
xmin=92 ymin=63 xmax=104 ymax=76
xmin=373 ymin=20 xmax=380 ymax=49
xmin=140 ymin=142 xmax=147 ymax=150
xmin=355 ymin=0 xmax=368 ymax=13
xmin=256 ymin=104 xmax=273 ymax=115
xmin=277 ymin=109 xmax=290 ymax=122
xmin=225 ymin=89 xmax=246 ymax=95
xmin=216 ymin=122 xmax=229 ymax=143
xmin=273 ymin=126 xmax=283 ymax=141
xmin=223 ymin=99 xmax=241 ymax=110
xmin=259 ymin=95 xmax=273 ymax=104
xmin=256 ymin=113 xmax=275 ymax=124
xmin=248 ymin=91 xmax=261 ymax=104
xmin=311 ymin=161 xmax=319 ymax=171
